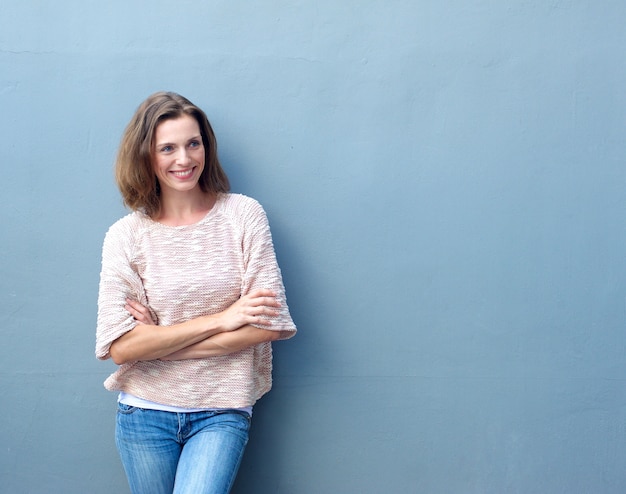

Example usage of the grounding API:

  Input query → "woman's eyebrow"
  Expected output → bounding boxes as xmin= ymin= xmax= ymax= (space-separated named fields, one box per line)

xmin=156 ymin=135 xmax=202 ymax=146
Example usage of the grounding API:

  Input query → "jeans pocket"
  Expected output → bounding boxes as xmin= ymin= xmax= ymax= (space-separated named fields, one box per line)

xmin=117 ymin=402 xmax=139 ymax=415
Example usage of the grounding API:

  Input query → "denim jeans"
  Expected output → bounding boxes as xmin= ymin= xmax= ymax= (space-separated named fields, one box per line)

xmin=115 ymin=403 xmax=250 ymax=494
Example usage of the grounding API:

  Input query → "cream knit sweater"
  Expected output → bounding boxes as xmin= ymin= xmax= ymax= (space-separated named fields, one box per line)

xmin=96 ymin=193 xmax=296 ymax=408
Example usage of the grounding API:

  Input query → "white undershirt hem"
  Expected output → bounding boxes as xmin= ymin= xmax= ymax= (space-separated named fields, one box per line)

xmin=118 ymin=392 xmax=253 ymax=416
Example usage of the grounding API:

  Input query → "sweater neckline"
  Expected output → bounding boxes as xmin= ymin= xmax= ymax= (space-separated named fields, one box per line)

xmin=147 ymin=193 xmax=224 ymax=230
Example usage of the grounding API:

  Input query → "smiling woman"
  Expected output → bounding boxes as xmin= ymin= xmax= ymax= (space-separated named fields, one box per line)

xmin=113 ymin=92 xmax=229 ymax=220
xmin=96 ymin=92 xmax=297 ymax=494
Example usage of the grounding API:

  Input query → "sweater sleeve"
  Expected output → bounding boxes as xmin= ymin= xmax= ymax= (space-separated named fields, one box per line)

xmin=240 ymin=199 xmax=297 ymax=338
xmin=95 ymin=218 xmax=152 ymax=360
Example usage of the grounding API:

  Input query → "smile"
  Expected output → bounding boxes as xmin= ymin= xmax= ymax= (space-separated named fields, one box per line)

xmin=170 ymin=168 xmax=195 ymax=179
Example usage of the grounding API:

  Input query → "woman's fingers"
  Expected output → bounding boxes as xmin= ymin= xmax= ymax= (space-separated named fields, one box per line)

xmin=218 ymin=290 xmax=281 ymax=331
xmin=244 ymin=290 xmax=281 ymax=308
xmin=244 ymin=294 xmax=281 ymax=316
xmin=126 ymin=299 xmax=155 ymax=325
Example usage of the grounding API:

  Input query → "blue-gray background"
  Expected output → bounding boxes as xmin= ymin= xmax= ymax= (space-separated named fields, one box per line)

xmin=2 ymin=1 xmax=626 ymax=493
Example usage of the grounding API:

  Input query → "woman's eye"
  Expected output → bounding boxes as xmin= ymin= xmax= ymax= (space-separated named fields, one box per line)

xmin=189 ymin=140 xmax=201 ymax=148
xmin=160 ymin=145 xmax=173 ymax=153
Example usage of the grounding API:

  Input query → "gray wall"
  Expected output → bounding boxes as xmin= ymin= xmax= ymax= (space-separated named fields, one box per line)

xmin=2 ymin=1 xmax=626 ymax=493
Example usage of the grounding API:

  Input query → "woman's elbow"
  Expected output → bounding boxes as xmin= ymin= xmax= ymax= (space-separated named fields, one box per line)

xmin=267 ymin=329 xmax=291 ymax=342
xmin=109 ymin=341 xmax=130 ymax=365
xmin=268 ymin=329 xmax=295 ymax=342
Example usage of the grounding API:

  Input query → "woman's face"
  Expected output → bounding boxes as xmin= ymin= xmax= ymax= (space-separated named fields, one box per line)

xmin=152 ymin=115 xmax=205 ymax=197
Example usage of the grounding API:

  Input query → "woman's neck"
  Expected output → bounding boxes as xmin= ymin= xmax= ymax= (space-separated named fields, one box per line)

xmin=156 ymin=190 xmax=217 ymax=226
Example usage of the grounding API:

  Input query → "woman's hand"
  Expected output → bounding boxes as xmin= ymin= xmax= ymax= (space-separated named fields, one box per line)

xmin=216 ymin=289 xmax=281 ymax=332
xmin=125 ymin=299 xmax=156 ymax=326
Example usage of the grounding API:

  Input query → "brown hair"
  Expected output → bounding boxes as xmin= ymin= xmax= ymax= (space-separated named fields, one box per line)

xmin=115 ymin=92 xmax=230 ymax=217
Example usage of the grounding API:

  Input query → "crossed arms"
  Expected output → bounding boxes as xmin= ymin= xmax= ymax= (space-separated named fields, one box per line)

xmin=109 ymin=289 xmax=287 ymax=365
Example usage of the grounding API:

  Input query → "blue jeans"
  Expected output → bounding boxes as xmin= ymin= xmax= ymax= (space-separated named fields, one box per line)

xmin=115 ymin=403 xmax=250 ymax=494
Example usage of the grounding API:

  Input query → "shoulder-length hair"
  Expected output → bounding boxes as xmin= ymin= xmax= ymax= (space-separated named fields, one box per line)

xmin=115 ymin=91 xmax=230 ymax=217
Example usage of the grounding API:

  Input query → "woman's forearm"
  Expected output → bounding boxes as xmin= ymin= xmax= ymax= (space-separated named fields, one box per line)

xmin=161 ymin=326 xmax=283 ymax=360
xmin=109 ymin=315 xmax=223 ymax=365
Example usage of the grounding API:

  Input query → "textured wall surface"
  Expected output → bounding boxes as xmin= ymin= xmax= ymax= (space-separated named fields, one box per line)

xmin=2 ymin=1 xmax=626 ymax=493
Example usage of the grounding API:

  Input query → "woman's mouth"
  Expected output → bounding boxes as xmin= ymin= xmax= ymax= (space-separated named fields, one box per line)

xmin=170 ymin=168 xmax=195 ymax=179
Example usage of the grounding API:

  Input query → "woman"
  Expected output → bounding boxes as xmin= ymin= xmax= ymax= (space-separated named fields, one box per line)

xmin=95 ymin=92 xmax=297 ymax=494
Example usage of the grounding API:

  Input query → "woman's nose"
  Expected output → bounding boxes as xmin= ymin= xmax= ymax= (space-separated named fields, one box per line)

xmin=176 ymin=148 xmax=191 ymax=164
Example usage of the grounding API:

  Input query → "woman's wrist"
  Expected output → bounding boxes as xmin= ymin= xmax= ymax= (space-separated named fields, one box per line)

xmin=200 ymin=314 xmax=227 ymax=336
